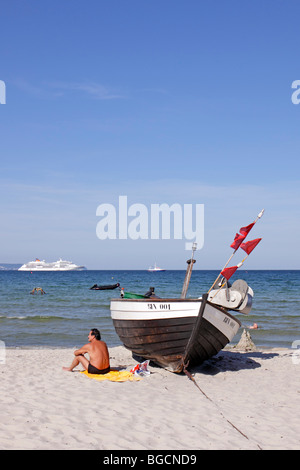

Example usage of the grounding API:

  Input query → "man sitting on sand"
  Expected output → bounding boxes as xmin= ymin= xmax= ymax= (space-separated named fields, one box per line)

xmin=63 ymin=328 xmax=110 ymax=374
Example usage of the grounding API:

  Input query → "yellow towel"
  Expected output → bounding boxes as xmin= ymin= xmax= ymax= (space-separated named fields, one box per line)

xmin=81 ymin=370 xmax=140 ymax=382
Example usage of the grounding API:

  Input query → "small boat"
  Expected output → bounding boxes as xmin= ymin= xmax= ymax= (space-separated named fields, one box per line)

xmin=110 ymin=210 xmax=264 ymax=373
xmin=120 ymin=287 xmax=158 ymax=299
xmin=90 ymin=283 xmax=120 ymax=291
xmin=148 ymin=263 xmax=165 ymax=272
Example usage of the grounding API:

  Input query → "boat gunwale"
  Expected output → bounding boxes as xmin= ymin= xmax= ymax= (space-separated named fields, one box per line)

xmin=110 ymin=298 xmax=242 ymax=326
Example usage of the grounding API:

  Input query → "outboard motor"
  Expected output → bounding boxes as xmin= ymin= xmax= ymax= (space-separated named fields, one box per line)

xmin=144 ymin=287 xmax=160 ymax=299
xmin=208 ymin=279 xmax=253 ymax=314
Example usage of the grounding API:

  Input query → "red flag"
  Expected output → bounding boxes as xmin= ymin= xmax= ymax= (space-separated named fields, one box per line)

xmin=240 ymin=238 xmax=262 ymax=255
xmin=221 ymin=266 xmax=238 ymax=280
xmin=230 ymin=233 xmax=246 ymax=250
xmin=239 ymin=222 xmax=255 ymax=236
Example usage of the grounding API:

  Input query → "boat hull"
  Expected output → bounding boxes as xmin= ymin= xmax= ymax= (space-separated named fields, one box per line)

xmin=110 ymin=296 xmax=241 ymax=372
xmin=18 ymin=266 xmax=85 ymax=271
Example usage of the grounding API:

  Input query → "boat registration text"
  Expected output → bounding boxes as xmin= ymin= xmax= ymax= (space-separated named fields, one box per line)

xmin=148 ymin=303 xmax=171 ymax=310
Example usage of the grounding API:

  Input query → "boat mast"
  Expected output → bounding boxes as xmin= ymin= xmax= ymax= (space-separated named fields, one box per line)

xmin=181 ymin=242 xmax=197 ymax=299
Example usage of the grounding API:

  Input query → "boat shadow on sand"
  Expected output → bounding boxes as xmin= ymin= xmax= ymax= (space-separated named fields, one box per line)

xmin=188 ymin=350 xmax=279 ymax=376
xmin=132 ymin=349 xmax=279 ymax=376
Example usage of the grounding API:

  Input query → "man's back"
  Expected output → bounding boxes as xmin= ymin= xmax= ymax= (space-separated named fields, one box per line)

xmin=89 ymin=339 xmax=110 ymax=370
xmin=63 ymin=329 xmax=110 ymax=373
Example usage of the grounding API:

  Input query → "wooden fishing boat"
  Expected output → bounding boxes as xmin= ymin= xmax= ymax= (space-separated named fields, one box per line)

xmin=110 ymin=211 xmax=263 ymax=373
xmin=110 ymin=280 xmax=253 ymax=373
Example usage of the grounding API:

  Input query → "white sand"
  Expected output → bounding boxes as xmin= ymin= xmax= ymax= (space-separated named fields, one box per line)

xmin=0 ymin=345 xmax=299 ymax=450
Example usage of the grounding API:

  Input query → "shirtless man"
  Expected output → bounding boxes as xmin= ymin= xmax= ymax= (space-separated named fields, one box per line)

xmin=63 ymin=328 xmax=110 ymax=374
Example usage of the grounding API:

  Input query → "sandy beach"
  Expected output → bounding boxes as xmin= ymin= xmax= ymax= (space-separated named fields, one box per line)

xmin=0 ymin=345 xmax=299 ymax=450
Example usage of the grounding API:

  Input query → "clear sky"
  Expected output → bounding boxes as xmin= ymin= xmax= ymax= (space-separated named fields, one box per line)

xmin=0 ymin=0 xmax=299 ymax=269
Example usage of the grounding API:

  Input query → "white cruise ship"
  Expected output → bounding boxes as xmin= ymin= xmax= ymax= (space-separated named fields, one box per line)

xmin=18 ymin=258 xmax=86 ymax=271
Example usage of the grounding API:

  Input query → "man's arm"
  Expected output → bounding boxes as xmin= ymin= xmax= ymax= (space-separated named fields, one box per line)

xmin=74 ymin=343 xmax=91 ymax=356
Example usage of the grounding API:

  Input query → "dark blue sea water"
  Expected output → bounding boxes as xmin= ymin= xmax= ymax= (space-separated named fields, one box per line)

xmin=0 ymin=270 xmax=299 ymax=349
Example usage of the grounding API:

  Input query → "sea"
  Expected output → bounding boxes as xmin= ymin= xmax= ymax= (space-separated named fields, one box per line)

xmin=0 ymin=269 xmax=299 ymax=350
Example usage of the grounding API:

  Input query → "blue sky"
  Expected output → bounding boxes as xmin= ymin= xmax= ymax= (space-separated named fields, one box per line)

xmin=1 ymin=0 xmax=299 ymax=269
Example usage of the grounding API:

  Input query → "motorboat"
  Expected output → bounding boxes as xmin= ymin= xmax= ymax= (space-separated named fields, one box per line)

xmin=90 ymin=283 xmax=120 ymax=290
xmin=147 ymin=263 xmax=165 ymax=272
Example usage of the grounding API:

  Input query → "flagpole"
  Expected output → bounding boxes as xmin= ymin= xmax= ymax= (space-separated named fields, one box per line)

xmin=209 ymin=239 xmax=262 ymax=299
xmin=207 ymin=209 xmax=264 ymax=294
xmin=209 ymin=280 xmax=226 ymax=299
xmin=209 ymin=260 xmax=243 ymax=300
xmin=207 ymin=252 xmax=235 ymax=294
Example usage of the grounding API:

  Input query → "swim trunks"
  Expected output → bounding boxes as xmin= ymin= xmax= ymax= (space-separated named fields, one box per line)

xmin=88 ymin=364 xmax=111 ymax=375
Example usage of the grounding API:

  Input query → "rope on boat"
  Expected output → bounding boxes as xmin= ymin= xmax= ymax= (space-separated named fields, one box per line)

xmin=183 ymin=365 xmax=262 ymax=449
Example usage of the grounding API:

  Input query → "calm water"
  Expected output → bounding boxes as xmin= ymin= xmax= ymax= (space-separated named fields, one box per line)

xmin=0 ymin=270 xmax=299 ymax=349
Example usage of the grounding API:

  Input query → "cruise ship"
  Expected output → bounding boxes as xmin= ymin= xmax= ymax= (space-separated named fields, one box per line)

xmin=18 ymin=258 xmax=86 ymax=271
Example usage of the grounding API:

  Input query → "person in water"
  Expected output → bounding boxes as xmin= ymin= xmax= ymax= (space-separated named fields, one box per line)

xmin=63 ymin=328 xmax=110 ymax=374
